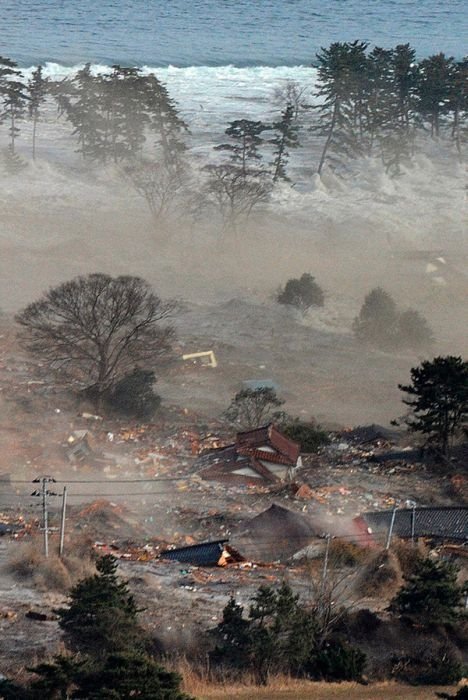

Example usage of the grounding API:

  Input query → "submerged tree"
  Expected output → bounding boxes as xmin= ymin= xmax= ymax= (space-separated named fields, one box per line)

xmin=16 ymin=273 xmax=176 ymax=407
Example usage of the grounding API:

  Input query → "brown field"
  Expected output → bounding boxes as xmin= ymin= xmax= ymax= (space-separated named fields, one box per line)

xmin=195 ymin=681 xmax=456 ymax=699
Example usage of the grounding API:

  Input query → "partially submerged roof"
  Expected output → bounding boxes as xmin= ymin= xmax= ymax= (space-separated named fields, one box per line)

xmin=358 ymin=507 xmax=468 ymax=543
xmin=160 ymin=539 xmax=244 ymax=567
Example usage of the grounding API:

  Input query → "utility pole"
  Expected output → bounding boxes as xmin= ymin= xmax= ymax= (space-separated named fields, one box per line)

xmin=320 ymin=533 xmax=331 ymax=595
xmin=385 ymin=506 xmax=398 ymax=550
xmin=59 ymin=486 xmax=67 ymax=558
xmin=32 ymin=475 xmax=57 ymax=558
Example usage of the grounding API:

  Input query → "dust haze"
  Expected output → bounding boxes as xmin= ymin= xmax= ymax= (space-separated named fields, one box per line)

xmin=0 ymin=146 xmax=466 ymax=427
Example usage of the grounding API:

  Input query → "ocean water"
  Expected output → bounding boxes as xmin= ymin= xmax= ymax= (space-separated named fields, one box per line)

xmin=3 ymin=0 xmax=467 ymax=68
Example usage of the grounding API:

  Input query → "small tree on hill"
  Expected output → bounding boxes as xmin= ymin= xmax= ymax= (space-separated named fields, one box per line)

xmin=277 ymin=273 xmax=324 ymax=313
xmin=390 ymin=556 xmax=465 ymax=627
xmin=398 ymin=355 xmax=468 ymax=457
xmin=353 ymin=287 xmax=399 ymax=349
xmin=223 ymin=387 xmax=285 ymax=429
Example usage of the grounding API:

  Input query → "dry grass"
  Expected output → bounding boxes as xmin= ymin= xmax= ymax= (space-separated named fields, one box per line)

xmin=356 ymin=548 xmax=403 ymax=598
xmin=7 ymin=539 xmax=95 ymax=592
xmin=171 ymin=659 xmax=458 ymax=699
xmin=194 ymin=681 xmax=458 ymax=699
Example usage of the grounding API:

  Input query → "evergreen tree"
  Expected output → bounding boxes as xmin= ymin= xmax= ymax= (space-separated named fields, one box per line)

xmin=417 ymin=53 xmax=455 ymax=138
xmin=73 ymin=652 xmax=193 ymax=700
xmin=58 ymin=555 xmax=144 ymax=658
xmin=215 ymin=118 xmax=269 ymax=179
xmin=312 ymin=41 xmax=368 ymax=174
xmin=28 ymin=655 xmax=84 ymax=700
xmin=269 ymin=103 xmax=299 ymax=182
xmin=390 ymin=557 xmax=466 ymax=626
xmin=142 ymin=72 xmax=187 ymax=170
xmin=211 ymin=583 xmax=365 ymax=685
xmin=447 ymin=58 xmax=468 ymax=157
xmin=0 ymin=56 xmax=28 ymax=155
xmin=28 ymin=65 xmax=48 ymax=160
xmin=398 ymin=355 xmax=468 ymax=457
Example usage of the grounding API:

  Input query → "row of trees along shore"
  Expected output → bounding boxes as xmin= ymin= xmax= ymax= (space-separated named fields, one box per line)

xmin=0 ymin=43 xmax=466 ymax=229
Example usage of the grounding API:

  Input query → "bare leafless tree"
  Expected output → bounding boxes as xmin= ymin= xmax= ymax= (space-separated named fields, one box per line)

xmin=203 ymin=164 xmax=271 ymax=233
xmin=273 ymin=80 xmax=310 ymax=121
xmin=15 ymin=273 xmax=177 ymax=406
xmin=124 ymin=158 xmax=191 ymax=233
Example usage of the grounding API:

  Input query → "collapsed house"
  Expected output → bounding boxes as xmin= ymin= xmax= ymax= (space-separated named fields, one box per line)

xmin=232 ymin=504 xmax=320 ymax=562
xmin=354 ymin=506 xmax=468 ymax=546
xmin=194 ymin=424 xmax=301 ymax=486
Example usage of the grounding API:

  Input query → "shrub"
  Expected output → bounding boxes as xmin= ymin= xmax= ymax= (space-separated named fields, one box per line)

xmin=277 ymin=273 xmax=324 ymax=313
xmin=397 ymin=308 xmax=433 ymax=349
xmin=281 ymin=420 xmax=330 ymax=453
xmin=106 ymin=368 xmax=161 ymax=420
xmin=391 ymin=645 xmax=463 ymax=685
xmin=353 ymin=288 xmax=433 ymax=351
xmin=328 ymin=538 xmax=369 ymax=567
xmin=310 ymin=639 xmax=366 ymax=681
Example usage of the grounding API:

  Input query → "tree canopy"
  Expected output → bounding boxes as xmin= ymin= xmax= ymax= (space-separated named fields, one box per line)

xmin=398 ymin=355 xmax=468 ymax=457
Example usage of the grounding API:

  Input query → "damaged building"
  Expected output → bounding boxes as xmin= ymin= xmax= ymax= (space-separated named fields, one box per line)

xmin=194 ymin=424 xmax=302 ymax=486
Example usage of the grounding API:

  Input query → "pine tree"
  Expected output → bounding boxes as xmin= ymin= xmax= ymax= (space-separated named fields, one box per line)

xmin=417 ymin=53 xmax=455 ymax=138
xmin=391 ymin=557 xmax=466 ymax=626
xmin=73 ymin=652 xmax=193 ymax=700
xmin=28 ymin=65 xmax=48 ymax=160
xmin=0 ymin=56 xmax=28 ymax=172
xmin=312 ymin=41 xmax=368 ymax=174
xmin=58 ymin=555 xmax=144 ymax=658
xmin=447 ymin=58 xmax=468 ymax=158
xmin=215 ymin=118 xmax=269 ymax=179
xmin=398 ymin=355 xmax=468 ymax=457
xmin=269 ymin=103 xmax=299 ymax=182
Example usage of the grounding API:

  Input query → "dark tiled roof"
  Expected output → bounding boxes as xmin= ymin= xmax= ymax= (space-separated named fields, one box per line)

xmin=160 ymin=539 xmax=228 ymax=566
xmin=361 ymin=507 xmax=468 ymax=542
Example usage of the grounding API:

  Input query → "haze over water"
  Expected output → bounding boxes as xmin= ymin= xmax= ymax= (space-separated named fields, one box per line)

xmin=4 ymin=0 xmax=467 ymax=67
